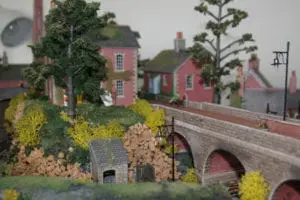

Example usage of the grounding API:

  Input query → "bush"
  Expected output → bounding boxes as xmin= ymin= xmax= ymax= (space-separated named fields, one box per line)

xmin=182 ymin=168 xmax=198 ymax=183
xmin=4 ymin=93 xmax=26 ymax=133
xmin=68 ymin=117 xmax=125 ymax=150
xmin=130 ymin=99 xmax=153 ymax=118
xmin=15 ymin=106 xmax=47 ymax=147
xmin=239 ymin=171 xmax=270 ymax=200
xmin=145 ymin=108 xmax=165 ymax=134
xmin=3 ymin=189 xmax=19 ymax=200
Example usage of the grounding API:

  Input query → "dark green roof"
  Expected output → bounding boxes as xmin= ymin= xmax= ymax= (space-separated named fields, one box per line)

xmin=0 ymin=65 xmax=28 ymax=81
xmin=97 ymin=25 xmax=140 ymax=48
xmin=144 ymin=50 xmax=191 ymax=73
xmin=0 ymin=87 xmax=27 ymax=101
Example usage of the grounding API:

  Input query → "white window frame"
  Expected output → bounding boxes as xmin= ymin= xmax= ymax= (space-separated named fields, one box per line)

xmin=115 ymin=53 xmax=125 ymax=72
xmin=162 ymin=74 xmax=168 ymax=86
xmin=185 ymin=75 xmax=193 ymax=90
xmin=203 ymin=80 xmax=212 ymax=89
xmin=116 ymin=80 xmax=124 ymax=97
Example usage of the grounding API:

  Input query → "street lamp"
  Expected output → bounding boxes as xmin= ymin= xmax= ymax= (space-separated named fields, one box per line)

xmin=155 ymin=116 xmax=175 ymax=182
xmin=271 ymin=42 xmax=290 ymax=121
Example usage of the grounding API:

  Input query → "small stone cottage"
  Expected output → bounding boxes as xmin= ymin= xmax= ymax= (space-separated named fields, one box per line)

xmin=89 ymin=138 xmax=128 ymax=184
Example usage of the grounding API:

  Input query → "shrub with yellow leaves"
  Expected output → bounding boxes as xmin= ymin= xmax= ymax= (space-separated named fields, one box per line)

xmin=145 ymin=108 xmax=165 ymax=134
xmin=182 ymin=168 xmax=198 ymax=183
xmin=3 ymin=189 xmax=19 ymax=200
xmin=239 ymin=171 xmax=270 ymax=200
xmin=59 ymin=111 xmax=71 ymax=122
xmin=130 ymin=99 xmax=153 ymax=118
xmin=15 ymin=106 xmax=47 ymax=147
xmin=68 ymin=117 xmax=124 ymax=150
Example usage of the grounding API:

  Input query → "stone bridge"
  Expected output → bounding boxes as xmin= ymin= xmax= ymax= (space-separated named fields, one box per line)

xmin=153 ymin=103 xmax=300 ymax=200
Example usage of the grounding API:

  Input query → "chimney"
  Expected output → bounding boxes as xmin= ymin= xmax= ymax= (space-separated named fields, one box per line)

xmin=289 ymin=70 xmax=297 ymax=94
xmin=33 ymin=0 xmax=44 ymax=43
xmin=248 ymin=54 xmax=259 ymax=71
xmin=174 ymin=32 xmax=185 ymax=52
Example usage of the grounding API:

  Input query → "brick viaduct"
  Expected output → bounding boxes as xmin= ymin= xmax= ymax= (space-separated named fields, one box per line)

xmin=153 ymin=102 xmax=300 ymax=200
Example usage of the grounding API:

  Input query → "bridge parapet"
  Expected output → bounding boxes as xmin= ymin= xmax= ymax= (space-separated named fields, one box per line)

xmin=186 ymin=100 xmax=300 ymax=124
xmin=153 ymin=104 xmax=300 ymax=159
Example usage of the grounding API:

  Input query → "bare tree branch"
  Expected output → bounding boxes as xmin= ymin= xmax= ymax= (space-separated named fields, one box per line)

xmin=221 ymin=38 xmax=242 ymax=53
xmin=221 ymin=47 xmax=248 ymax=61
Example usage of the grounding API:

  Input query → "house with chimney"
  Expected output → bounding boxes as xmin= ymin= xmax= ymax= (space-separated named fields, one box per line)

xmin=42 ymin=1 xmax=141 ymax=106
xmin=143 ymin=32 xmax=213 ymax=103
xmin=237 ymin=55 xmax=300 ymax=117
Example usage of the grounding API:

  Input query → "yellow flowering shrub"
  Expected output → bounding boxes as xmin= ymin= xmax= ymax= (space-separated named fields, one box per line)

xmin=4 ymin=93 xmax=26 ymax=132
xmin=130 ymin=99 xmax=153 ymax=118
xmin=68 ymin=117 xmax=124 ymax=150
xmin=3 ymin=189 xmax=19 ymax=200
xmin=182 ymin=168 xmax=198 ymax=183
xmin=239 ymin=171 xmax=270 ymax=200
xmin=74 ymin=178 xmax=93 ymax=184
xmin=145 ymin=108 xmax=165 ymax=134
xmin=15 ymin=106 xmax=47 ymax=147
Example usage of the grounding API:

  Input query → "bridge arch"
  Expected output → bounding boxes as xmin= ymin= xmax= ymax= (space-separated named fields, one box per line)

xmin=166 ymin=132 xmax=195 ymax=174
xmin=269 ymin=179 xmax=300 ymax=200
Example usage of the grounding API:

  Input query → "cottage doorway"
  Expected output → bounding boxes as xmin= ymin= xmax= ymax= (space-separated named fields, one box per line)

xmin=153 ymin=75 xmax=161 ymax=94
xmin=103 ymin=170 xmax=116 ymax=183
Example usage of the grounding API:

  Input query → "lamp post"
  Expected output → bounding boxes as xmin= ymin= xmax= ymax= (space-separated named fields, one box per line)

xmin=155 ymin=116 xmax=175 ymax=182
xmin=271 ymin=42 xmax=290 ymax=121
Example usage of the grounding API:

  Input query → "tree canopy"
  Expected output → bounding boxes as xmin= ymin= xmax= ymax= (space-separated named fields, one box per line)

xmin=22 ymin=0 xmax=115 ymax=117
xmin=190 ymin=0 xmax=257 ymax=104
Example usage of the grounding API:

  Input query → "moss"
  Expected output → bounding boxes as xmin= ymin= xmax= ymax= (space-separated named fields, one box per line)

xmin=148 ymin=50 xmax=182 ymax=69
xmin=100 ymin=25 xmax=123 ymax=40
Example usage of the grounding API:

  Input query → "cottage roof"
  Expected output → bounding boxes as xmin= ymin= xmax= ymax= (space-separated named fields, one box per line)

xmin=96 ymin=25 xmax=140 ymax=48
xmin=0 ymin=87 xmax=27 ymax=101
xmin=0 ymin=64 xmax=28 ymax=81
xmin=89 ymin=138 xmax=128 ymax=168
xmin=143 ymin=50 xmax=191 ymax=73
xmin=252 ymin=69 xmax=273 ymax=88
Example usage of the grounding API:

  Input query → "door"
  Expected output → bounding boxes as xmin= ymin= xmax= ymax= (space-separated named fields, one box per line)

xmin=153 ymin=75 xmax=161 ymax=94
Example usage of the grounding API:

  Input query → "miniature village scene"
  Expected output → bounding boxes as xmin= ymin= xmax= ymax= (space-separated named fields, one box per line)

xmin=0 ymin=0 xmax=299 ymax=200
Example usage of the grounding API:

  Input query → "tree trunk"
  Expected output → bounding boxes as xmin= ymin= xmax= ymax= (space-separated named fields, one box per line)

xmin=67 ymin=76 xmax=75 ymax=119
xmin=213 ymin=4 xmax=222 ymax=105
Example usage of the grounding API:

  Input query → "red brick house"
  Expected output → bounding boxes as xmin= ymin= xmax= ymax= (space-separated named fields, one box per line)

xmin=143 ymin=32 xmax=213 ymax=102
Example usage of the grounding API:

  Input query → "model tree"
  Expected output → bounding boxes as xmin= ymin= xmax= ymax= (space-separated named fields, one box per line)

xmin=23 ymin=0 xmax=115 ymax=118
xmin=190 ymin=0 xmax=257 ymax=104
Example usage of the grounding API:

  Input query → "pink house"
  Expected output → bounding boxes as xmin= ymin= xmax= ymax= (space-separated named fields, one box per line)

xmin=143 ymin=32 xmax=213 ymax=102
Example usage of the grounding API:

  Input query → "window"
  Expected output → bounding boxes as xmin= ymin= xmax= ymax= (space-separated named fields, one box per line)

xmin=204 ymin=80 xmax=211 ymax=89
xmin=186 ymin=75 xmax=193 ymax=90
xmin=116 ymin=80 xmax=124 ymax=97
xmin=115 ymin=54 xmax=124 ymax=71
xmin=163 ymin=75 xmax=168 ymax=86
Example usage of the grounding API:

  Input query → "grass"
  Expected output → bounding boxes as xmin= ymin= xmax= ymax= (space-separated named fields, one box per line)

xmin=0 ymin=176 xmax=232 ymax=200
xmin=76 ymin=103 xmax=144 ymax=128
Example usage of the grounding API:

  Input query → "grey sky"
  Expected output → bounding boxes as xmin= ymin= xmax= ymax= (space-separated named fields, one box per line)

xmin=1 ymin=0 xmax=299 ymax=87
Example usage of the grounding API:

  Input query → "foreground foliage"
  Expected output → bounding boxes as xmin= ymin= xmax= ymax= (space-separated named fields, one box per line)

xmin=239 ymin=171 xmax=270 ymax=200
xmin=182 ymin=168 xmax=198 ymax=184
xmin=0 ymin=177 xmax=232 ymax=200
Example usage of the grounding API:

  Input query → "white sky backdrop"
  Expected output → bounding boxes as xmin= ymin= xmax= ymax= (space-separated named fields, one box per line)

xmin=0 ymin=0 xmax=299 ymax=87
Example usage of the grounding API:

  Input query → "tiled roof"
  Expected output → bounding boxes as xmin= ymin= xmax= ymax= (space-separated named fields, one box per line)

xmin=0 ymin=65 xmax=28 ymax=81
xmin=96 ymin=25 xmax=140 ymax=48
xmin=143 ymin=50 xmax=191 ymax=73
xmin=0 ymin=87 xmax=27 ymax=101
xmin=89 ymin=138 xmax=128 ymax=168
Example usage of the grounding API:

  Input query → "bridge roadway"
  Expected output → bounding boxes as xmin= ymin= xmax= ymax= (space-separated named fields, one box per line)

xmin=152 ymin=102 xmax=300 ymax=200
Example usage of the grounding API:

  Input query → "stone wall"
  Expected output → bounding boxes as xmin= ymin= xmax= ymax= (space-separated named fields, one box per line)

xmin=153 ymin=104 xmax=300 ymax=190
xmin=185 ymin=100 xmax=300 ymax=124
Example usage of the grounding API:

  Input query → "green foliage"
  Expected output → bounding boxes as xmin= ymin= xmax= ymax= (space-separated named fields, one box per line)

xmin=66 ymin=147 xmax=90 ymax=167
xmin=15 ymin=106 xmax=47 ymax=147
xmin=231 ymin=91 xmax=242 ymax=108
xmin=130 ymin=99 xmax=153 ymax=118
xmin=239 ymin=171 xmax=270 ymax=200
xmin=182 ymin=168 xmax=198 ymax=183
xmin=191 ymin=0 xmax=257 ymax=103
xmin=23 ymin=0 xmax=116 ymax=113
xmin=145 ymin=108 xmax=165 ymax=134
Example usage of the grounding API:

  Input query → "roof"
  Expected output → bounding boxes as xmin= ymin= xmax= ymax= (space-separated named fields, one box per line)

xmin=0 ymin=65 xmax=28 ymax=81
xmin=143 ymin=50 xmax=191 ymax=73
xmin=0 ymin=87 xmax=28 ymax=101
xmin=253 ymin=69 xmax=272 ymax=88
xmin=96 ymin=25 xmax=140 ymax=48
xmin=89 ymin=138 xmax=128 ymax=168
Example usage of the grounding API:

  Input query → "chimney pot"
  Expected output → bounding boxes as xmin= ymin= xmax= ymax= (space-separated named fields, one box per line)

xmin=177 ymin=32 xmax=183 ymax=39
